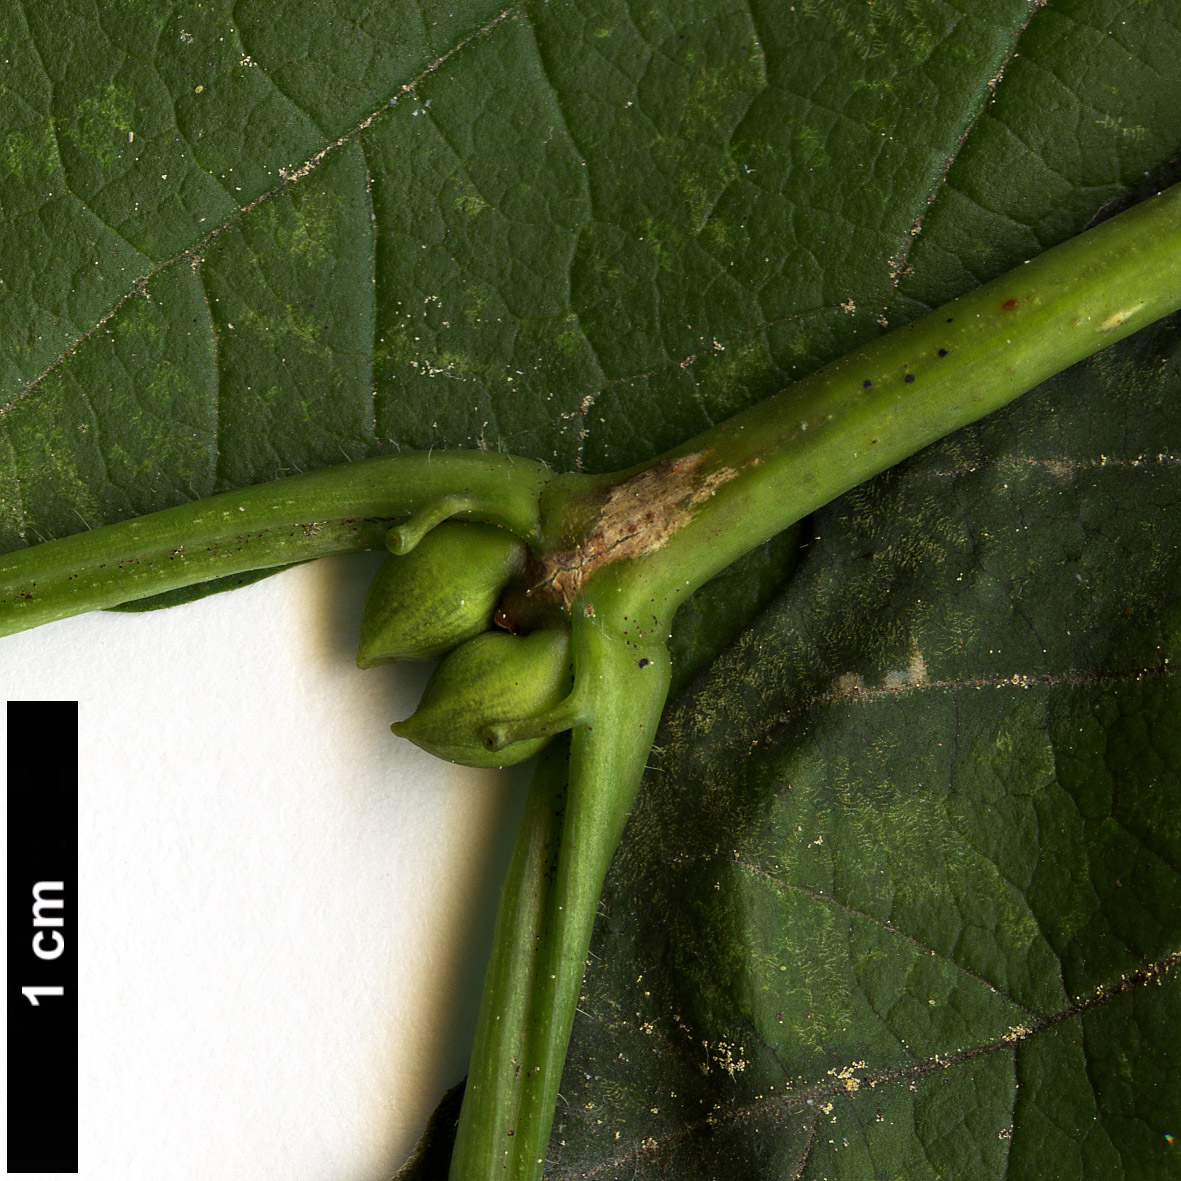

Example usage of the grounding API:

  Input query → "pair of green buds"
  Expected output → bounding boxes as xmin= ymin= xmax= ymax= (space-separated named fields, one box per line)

xmin=356 ymin=521 xmax=572 ymax=768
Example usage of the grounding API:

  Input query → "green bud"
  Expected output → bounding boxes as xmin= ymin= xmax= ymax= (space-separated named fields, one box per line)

xmin=392 ymin=628 xmax=572 ymax=768
xmin=356 ymin=523 xmax=526 ymax=667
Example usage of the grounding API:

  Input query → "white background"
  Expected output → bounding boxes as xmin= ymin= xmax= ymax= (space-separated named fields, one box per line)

xmin=2 ymin=552 xmax=527 ymax=1180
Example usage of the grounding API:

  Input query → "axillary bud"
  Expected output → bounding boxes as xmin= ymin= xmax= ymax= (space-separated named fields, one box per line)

xmin=391 ymin=627 xmax=572 ymax=768
xmin=356 ymin=522 xmax=526 ymax=667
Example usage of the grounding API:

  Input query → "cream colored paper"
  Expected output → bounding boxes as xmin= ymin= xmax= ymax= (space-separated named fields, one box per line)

xmin=2 ymin=553 xmax=524 ymax=1180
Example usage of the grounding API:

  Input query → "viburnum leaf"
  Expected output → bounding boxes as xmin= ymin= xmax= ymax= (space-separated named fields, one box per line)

xmin=2 ymin=1 xmax=1178 ymax=1178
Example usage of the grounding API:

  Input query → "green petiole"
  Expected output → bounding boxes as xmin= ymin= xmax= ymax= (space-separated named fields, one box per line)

xmin=1 ymin=182 xmax=1179 ymax=1181
xmin=447 ymin=615 xmax=671 ymax=1179
xmin=0 ymin=451 xmax=552 ymax=636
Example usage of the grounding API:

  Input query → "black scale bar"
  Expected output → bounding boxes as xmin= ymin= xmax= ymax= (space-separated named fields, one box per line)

xmin=7 ymin=701 xmax=79 ymax=1173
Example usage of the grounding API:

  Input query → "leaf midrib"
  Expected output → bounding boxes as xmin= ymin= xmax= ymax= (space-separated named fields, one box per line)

xmin=556 ymin=950 xmax=1180 ymax=1180
xmin=700 ymin=662 xmax=1178 ymax=758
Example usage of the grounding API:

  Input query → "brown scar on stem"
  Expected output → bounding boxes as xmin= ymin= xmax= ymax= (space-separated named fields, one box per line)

xmin=539 ymin=451 xmax=737 ymax=608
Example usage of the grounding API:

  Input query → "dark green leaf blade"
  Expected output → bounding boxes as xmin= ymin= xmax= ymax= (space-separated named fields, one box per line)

xmin=5 ymin=0 xmax=1179 ymax=550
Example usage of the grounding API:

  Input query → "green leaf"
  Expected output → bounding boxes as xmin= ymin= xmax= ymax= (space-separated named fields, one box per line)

xmin=2 ymin=0 xmax=1179 ymax=1178
xmin=4 ymin=0 xmax=1179 ymax=542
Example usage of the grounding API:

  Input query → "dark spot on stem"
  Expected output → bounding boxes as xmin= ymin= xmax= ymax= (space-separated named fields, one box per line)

xmin=904 ymin=373 xmax=916 ymax=383
xmin=946 ymin=317 xmax=953 ymax=323
xmin=938 ymin=348 xmax=948 ymax=357
xmin=863 ymin=379 xmax=873 ymax=388
xmin=638 ymin=657 xmax=650 ymax=668
xmin=1002 ymin=298 xmax=1019 ymax=312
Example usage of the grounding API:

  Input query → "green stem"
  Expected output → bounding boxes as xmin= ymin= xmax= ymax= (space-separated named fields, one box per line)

xmin=449 ymin=738 xmax=570 ymax=1180
xmin=449 ymin=616 xmax=670 ymax=1180
xmin=0 ymin=451 xmax=553 ymax=636
xmin=589 ymin=180 xmax=1181 ymax=631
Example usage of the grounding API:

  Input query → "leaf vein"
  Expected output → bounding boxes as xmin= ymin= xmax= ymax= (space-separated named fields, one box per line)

xmin=566 ymin=951 xmax=1179 ymax=1175
xmin=0 ymin=1 xmax=525 ymax=421
xmin=732 ymin=855 xmax=1038 ymax=1015
xmin=736 ymin=663 xmax=1177 ymax=754
xmin=885 ymin=0 xmax=1051 ymax=294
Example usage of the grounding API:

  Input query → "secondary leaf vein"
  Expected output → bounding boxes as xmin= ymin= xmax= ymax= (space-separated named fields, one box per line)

xmin=1 ymin=1 xmax=525 ymax=421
